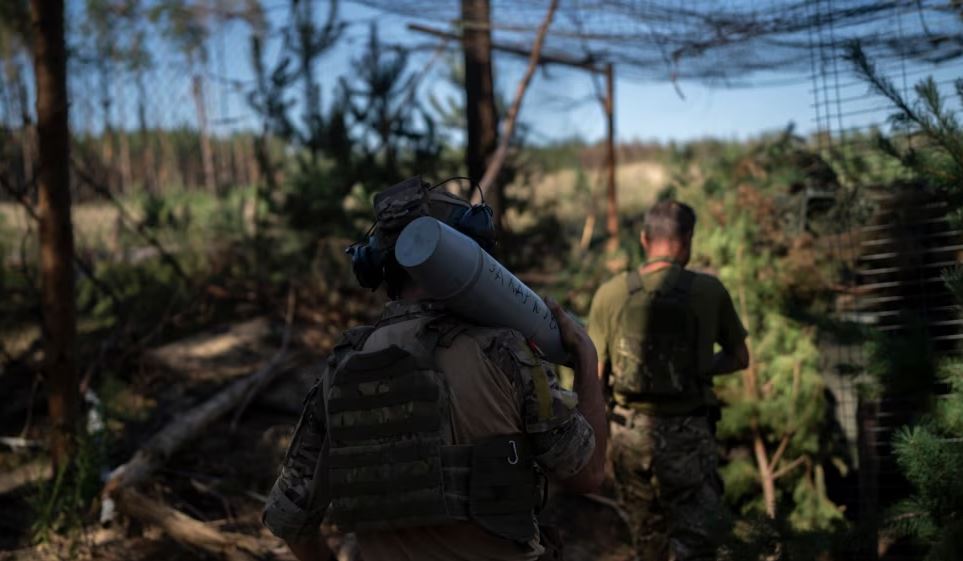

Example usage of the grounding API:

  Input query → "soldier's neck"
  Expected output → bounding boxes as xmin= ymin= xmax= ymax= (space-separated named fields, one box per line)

xmin=397 ymin=283 xmax=429 ymax=302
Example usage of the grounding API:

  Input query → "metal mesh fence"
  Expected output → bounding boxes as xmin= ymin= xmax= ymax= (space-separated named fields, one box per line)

xmin=809 ymin=2 xmax=963 ymax=559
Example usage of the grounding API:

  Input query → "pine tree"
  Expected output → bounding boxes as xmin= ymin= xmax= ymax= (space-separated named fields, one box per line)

xmin=847 ymin=42 xmax=963 ymax=561
xmin=665 ymin=131 xmax=851 ymax=553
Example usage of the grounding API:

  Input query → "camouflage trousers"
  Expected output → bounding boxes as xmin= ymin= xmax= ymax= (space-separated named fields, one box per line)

xmin=609 ymin=405 xmax=728 ymax=561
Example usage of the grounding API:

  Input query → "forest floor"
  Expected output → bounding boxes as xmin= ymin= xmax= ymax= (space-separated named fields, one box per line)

xmin=0 ymin=298 xmax=634 ymax=561
xmin=0 ymin=159 xmax=667 ymax=560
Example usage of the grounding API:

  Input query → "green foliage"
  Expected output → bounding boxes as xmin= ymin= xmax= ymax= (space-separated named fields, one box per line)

xmin=667 ymin=132 xmax=849 ymax=534
xmin=865 ymin=320 xmax=936 ymax=398
xmin=722 ymin=513 xmax=852 ymax=561
xmin=847 ymin=43 xmax=963 ymax=219
xmin=78 ymin=259 xmax=191 ymax=329
xmin=882 ymin=329 xmax=963 ymax=561
xmin=29 ymin=432 xmax=108 ymax=544
xmin=847 ymin=42 xmax=963 ymax=561
xmin=943 ymin=266 xmax=963 ymax=311
xmin=149 ymin=0 xmax=209 ymax=64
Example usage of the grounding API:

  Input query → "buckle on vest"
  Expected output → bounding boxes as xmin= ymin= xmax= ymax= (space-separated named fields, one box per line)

xmin=507 ymin=440 xmax=519 ymax=465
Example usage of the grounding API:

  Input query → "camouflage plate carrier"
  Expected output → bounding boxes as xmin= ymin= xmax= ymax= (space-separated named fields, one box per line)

xmin=612 ymin=269 xmax=700 ymax=401
xmin=323 ymin=315 xmax=541 ymax=543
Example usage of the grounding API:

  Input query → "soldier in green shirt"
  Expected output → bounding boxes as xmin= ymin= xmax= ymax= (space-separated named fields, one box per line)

xmin=588 ymin=200 xmax=750 ymax=561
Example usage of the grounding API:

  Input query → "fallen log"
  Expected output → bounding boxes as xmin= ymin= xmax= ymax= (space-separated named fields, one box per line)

xmin=114 ymin=488 xmax=267 ymax=561
xmin=0 ymin=458 xmax=51 ymax=495
xmin=103 ymin=319 xmax=295 ymax=495
xmin=101 ymin=317 xmax=297 ymax=560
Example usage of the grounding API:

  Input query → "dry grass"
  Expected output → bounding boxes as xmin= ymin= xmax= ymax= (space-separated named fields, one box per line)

xmin=1 ymin=203 xmax=125 ymax=252
xmin=506 ymin=160 xmax=668 ymax=229
xmin=1 ymin=160 xmax=669 ymax=249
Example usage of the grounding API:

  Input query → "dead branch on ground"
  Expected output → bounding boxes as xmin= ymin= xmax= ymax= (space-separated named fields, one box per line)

xmin=231 ymin=289 xmax=297 ymax=430
xmin=113 ymin=488 xmax=267 ymax=561
xmin=101 ymin=316 xmax=298 ymax=560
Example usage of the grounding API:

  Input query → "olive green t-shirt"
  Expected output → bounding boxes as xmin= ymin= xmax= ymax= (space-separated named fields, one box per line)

xmin=588 ymin=264 xmax=748 ymax=415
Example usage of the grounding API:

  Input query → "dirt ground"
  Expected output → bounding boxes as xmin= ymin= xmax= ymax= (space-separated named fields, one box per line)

xmin=0 ymin=313 xmax=634 ymax=561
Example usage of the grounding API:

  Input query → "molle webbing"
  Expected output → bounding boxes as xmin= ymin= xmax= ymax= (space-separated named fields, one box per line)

xmin=325 ymin=321 xmax=539 ymax=543
xmin=326 ymin=343 xmax=464 ymax=529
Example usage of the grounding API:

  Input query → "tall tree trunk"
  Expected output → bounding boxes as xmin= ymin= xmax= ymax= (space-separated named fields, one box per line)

xmin=159 ymin=127 xmax=180 ymax=190
xmin=231 ymin=136 xmax=244 ymax=188
xmin=30 ymin=0 xmax=80 ymax=473
xmin=99 ymin=62 xmax=116 ymax=192
xmin=603 ymin=63 xmax=619 ymax=253
xmin=116 ymin=84 xmax=132 ymax=194
xmin=192 ymin=74 xmax=217 ymax=193
xmin=136 ymin=75 xmax=157 ymax=193
xmin=753 ymin=431 xmax=777 ymax=517
xmin=297 ymin=0 xmax=320 ymax=164
xmin=735 ymin=262 xmax=777 ymax=518
xmin=8 ymin=61 xmax=34 ymax=189
xmin=461 ymin=0 xmax=499 ymax=217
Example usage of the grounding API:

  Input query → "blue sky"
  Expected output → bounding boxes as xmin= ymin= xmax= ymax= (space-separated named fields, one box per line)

xmin=61 ymin=0 xmax=962 ymax=144
xmin=239 ymin=1 xmax=821 ymax=143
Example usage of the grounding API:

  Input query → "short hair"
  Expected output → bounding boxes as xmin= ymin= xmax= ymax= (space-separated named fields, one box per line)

xmin=643 ymin=200 xmax=696 ymax=242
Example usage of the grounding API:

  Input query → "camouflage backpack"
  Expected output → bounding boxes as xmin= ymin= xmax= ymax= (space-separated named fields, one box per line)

xmin=611 ymin=269 xmax=700 ymax=400
xmin=322 ymin=314 xmax=541 ymax=543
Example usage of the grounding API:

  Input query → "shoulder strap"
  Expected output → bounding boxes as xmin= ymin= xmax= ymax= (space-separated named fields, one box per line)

xmin=420 ymin=314 xmax=470 ymax=348
xmin=327 ymin=325 xmax=375 ymax=369
xmin=626 ymin=270 xmax=645 ymax=295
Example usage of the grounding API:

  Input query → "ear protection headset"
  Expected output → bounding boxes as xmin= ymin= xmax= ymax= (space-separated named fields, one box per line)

xmin=346 ymin=176 xmax=496 ymax=290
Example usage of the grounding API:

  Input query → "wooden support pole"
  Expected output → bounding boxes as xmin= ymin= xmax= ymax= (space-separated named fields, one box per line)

xmin=604 ymin=63 xmax=618 ymax=252
xmin=408 ymin=23 xmax=599 ymax=73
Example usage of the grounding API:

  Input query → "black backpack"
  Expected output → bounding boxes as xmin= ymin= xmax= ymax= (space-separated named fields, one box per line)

xmin=611 ymin=269 xmax=699 ymax=400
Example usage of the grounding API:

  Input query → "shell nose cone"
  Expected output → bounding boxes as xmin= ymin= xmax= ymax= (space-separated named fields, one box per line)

xmin=396 ymin=216 xmax=442 ymax=268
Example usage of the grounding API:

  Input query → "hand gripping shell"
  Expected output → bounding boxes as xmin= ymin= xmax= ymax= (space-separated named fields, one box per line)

xmin=395 ymin=216 xmax=568 ymax=364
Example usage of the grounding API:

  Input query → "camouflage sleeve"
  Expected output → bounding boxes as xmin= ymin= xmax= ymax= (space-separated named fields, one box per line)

xmin=262 ymin=374 xmax=331 ymax=541
xmin=490 ymin=331 xmax=596 ymax=480
xmin=588 ymin=281 xmax=614 ymax=366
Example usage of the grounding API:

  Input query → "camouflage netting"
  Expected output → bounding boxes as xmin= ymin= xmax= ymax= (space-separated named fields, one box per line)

xmin=358 ymin=0 xmax=963 ymax=86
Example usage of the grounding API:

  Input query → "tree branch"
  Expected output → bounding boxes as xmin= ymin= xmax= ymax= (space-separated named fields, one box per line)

xmin=113 ymin=488 xmax=267 ymax=561
xmin=230 ymin=289 xmax=297 ymax=430
xmin=71 ymin=158 xmax=192 ymax=284
xmin=478 ymin=0 xmax=559 ymax=194
xmin=769 ymin=432 xmax=793 ymax=472
xmin=773 ymin=456 xmax=807 ymax=480
xmin=0 ymin=170 xmax=122 ymax=309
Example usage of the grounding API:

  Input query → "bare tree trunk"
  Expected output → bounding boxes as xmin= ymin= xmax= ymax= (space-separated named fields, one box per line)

xmin=192 ymin=74 xmax=217 ymax=193
xmin=232 ymin=137 xmax=244 ymax=188
xmin=98 ymin=60 xmax=116 ymax=192
xmin=116 ymin=86 xmax=132 ymax=193
xmin=6 ymin=60 xmax=34 ymax=188
xmin=478 ymin=0 xmax=558 ymax=197
xmin=135 ymin=73 xmax=157 ymax=193
xmin=159 ymin=130 xmax=180 ymax=190
xmin=603 ymin=63 xmax=619 ymax=252
xmin=461 ymin=0 xmax=499 ymax=216
xmin=735 ymin=264 xmax=777 ymax=518
xmin=246 ymin=135 xmax=259 ymax=186
xmin=30 ymin=0 xmax=80 ymax=472
xmin=752 ymin=430 xmax=777 ymax=518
